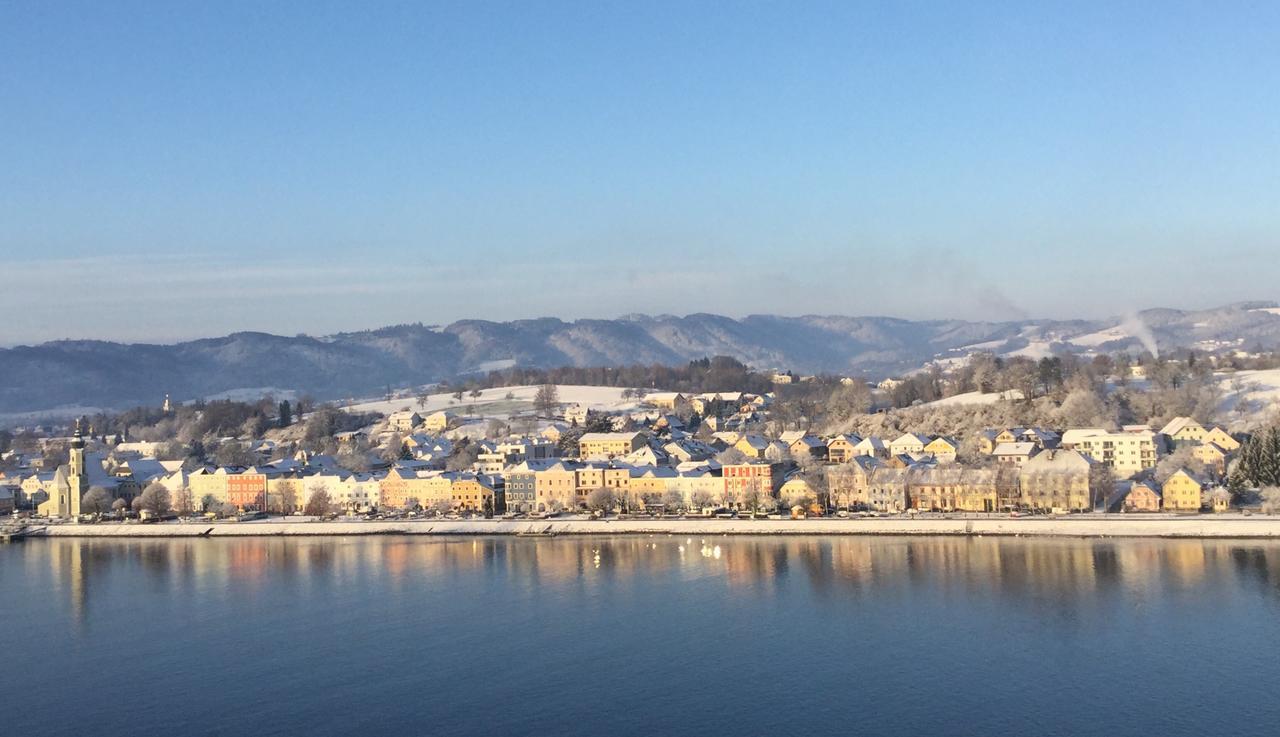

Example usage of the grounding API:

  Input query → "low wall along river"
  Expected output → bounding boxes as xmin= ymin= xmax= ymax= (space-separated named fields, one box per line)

xmin=27 ymin=514 xmax=1280 ymax=539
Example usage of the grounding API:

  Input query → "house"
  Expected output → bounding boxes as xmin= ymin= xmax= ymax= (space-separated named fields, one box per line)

xmin=422 ymin=411 xmax=457 ymax=433
xmin=1202 ymin=426 xmax=1240 ymax=452
xmin=563 ymin=404 xmax=590 ymax=425
xmin=1191 ymin=442 xmax=1230 ymax=477
xmin=923 ymin=436 xmax=959 ymax=463
xmin=1123 ymin=480 xmax=1162 ymax=512
xmin=827 ymin=456 xmax=880 ymax=509
xmin=977 ymin=430 xmax=1001 ymax=455
xmin=540 ymin=423 xmax=568 ymax=443
xmin=532 ymin=461 xmax=579 ymax=512
xmin=722 ymin=462 xmax=779 ymax=505
xmin=889 ymin=433 xmax=930 ymax=458
xmin=907 ymin=467 xmax=998 ymax=513
xmin=1162 ymin=469 xmax=1203 ymax=512
xmin=579 ymin=432 xmax=645 ymax=459
xmin=663 ymin=439 xmax=714 ymax=464
xmin=733 ymin=434 xmax=771 ymax=459
xmin=643 ymin=392 xmax=687 ymax=411
xmin=852 ymin=436 xmax=888 ymax=458
xmin=778 ymin=473 xmax=815 ymax=500
xmin=865 ymin=467 xmax=909 ymax=512
xmin=826 ymin=434 xmax=862 ymax=464
xmin=1208 ymin=487 xmax=1231 ymax=513
xmin=779 ymin=431 xmax=827 ymax=461
xmin=1061 ymin=429 xmax=1158 ymax=478
xmin=1019 ymin=428 xmax=1060 ymax=449
xmin=451 ymin=474 xmax=498 ymax=512
xmin=387 ymin=410 xmax=423 ymax=433
xmin=0 ymin=485 xmax=15 ymax=514
xmin=992 ymin=442 xmax=1037 ymax=467
xmin=1018 ymin=449 xmax=1099 ymax=513
xmin=1159 ymin=417 xmax=1206 ymax=447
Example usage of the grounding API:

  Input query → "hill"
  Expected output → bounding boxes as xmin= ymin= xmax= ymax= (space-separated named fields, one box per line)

xmin=3 ymin=302 xmax=1279 ymax=418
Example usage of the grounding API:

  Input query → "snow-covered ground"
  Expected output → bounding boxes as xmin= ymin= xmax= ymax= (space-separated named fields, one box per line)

xmin=924 ymin=389 xmax=1025 ymax=407
xmin=1068 ymin=325 xmax=1134 ymax=348
xmin=1007 ymin=340 xmax=1055 ymax=360
xmin=1215 ymin=369 xmax=1280 ymax=426
xmin=342 ymin=384 xmax=649 ymax=419
xmin=0 ymin=404 xmax=112 ymax=427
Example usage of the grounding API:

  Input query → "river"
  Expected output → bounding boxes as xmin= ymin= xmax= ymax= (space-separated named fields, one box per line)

xmin=3 ymin=536 xmax=1278 ymax=736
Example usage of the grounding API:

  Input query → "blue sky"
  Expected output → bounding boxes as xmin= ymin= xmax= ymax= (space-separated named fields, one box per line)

xmin=2 ymin=1 xmax=1278 ymax=344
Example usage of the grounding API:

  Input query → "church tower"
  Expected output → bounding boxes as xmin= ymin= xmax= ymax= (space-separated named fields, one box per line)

xmin=66 ymin=418 xmax=87 ymax=519
xmin=163 ymin=394 xmax=172 ymax=414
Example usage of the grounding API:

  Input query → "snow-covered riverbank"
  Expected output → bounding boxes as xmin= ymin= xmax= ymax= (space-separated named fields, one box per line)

xmin=28 ymin=515 xmax=1280 ymax=539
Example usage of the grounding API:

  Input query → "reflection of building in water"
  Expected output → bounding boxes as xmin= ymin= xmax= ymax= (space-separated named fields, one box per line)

xmin=51 ymin=539 xmax=89 ymax=628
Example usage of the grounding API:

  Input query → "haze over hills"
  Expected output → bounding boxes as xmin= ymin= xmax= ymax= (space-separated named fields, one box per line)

xmin=3 ymin=301 xmax=1279 ymax=417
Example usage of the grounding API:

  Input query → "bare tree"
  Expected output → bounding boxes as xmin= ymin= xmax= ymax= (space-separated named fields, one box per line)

xmin=534 ymin=384 xmax=560 ymax=416
xmin=304 ymin=487 xmax=332 ymax=517
xmin=110 ymin=498 xmax=128 ymax=516
xmin=429 ymin=498 xmax=454 ymax=517
xmin=586 ymin=487 xmax=615 ymax=513
xmin=80 ymin=487 xmax=114 ymax=516
xmin=690 ymin=489 xmax=715 ymax=511
xmin=133 ymin=482 xmax=172 ymax=516
xmin=662 ymin=488 xmax=685 ymax=512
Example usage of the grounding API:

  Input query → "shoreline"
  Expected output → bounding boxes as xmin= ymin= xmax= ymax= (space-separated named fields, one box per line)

xmin=22 ymin=515 xmax=1280 ymax=539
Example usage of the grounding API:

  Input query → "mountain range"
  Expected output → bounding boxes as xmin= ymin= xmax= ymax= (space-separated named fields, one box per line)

xmin=3 ymin=301 xmax=1279 ymax=417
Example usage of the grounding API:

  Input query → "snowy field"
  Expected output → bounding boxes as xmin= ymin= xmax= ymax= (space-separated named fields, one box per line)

xmin=342 ymin=384 xmax=650 ymax=419
xmin=1216 ymin=369 xmax=1280 ymax=426
xmin=924 ymin=390 xmax=1025 ymax=407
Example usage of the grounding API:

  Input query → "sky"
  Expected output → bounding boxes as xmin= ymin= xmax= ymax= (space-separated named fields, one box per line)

xmin=2 ymin=1 xmax=1278 ymax=344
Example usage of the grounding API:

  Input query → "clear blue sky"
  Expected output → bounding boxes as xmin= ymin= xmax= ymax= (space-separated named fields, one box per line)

xmin=2 ymin=1 xmax=1278 ymax=344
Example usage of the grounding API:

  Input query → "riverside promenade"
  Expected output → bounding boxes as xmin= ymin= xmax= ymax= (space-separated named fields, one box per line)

xmin=28 ymin=514 xmax=1280 ymax=539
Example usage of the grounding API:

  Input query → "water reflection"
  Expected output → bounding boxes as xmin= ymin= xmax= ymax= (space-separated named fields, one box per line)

xmin=25 ymin=535 xmax=1280 ymax=633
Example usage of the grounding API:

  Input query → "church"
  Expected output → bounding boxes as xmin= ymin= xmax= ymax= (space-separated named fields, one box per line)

xmin=37 ymin=420 xmax=89 ymax=519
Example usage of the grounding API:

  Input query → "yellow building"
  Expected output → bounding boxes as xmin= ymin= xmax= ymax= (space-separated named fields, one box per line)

xmin=1018 ymin=449 xmax=1098 ymax=513
xmin=450 ymin=476 xmax=495 ymax=512
xmin=1203 ymin=426 xmax=1240 ymax=451
xmin=578 ymin=432 xmax=645 ymax=458
xmin=826 ymin=434 xmax=861 ymax=464
xmin=423 ymin=411 xmax=456 ymax=433
xmin=1162 ymin=469 xmax=1203 ymax=512
xmin=1191 ymin=443 xmax=1230 ymax=477
xmin=923 ymin=436 xmax=959 ymax=463
xmin=528 ymin=462 xmax=576 ymax=511
xmin=908 ymin=467 xmax=996 ymax=512
xmin=188 ymin=467 xmax=232 ymax=508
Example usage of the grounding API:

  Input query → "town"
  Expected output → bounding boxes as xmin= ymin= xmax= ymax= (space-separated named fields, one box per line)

xmin=4 ymin=350 xmax=1279 ymax=527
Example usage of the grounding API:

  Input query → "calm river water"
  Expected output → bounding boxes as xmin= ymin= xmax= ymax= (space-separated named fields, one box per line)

xmin=3 ymin=535 xmax=1279 ymax=736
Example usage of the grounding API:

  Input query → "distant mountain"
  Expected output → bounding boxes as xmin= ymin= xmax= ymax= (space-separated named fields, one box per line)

xmin=3 ymin=301 xmax=1280 ymax=417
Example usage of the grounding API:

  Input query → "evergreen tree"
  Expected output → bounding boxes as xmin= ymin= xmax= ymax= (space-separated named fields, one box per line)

xmin=278 ymin=400 xmax=293 ymax=428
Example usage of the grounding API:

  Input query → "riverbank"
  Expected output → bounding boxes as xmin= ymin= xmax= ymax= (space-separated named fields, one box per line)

xmin=24 ymin=514 xmax=1280 ymax=539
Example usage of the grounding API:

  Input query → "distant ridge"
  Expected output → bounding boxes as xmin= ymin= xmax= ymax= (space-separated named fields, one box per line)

xmin=2 ymin=302 xmax=1278 ymax=415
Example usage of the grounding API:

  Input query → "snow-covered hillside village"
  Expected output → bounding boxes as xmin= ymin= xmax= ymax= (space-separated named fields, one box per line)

xmin=9 ymin=315 xmax=1280 ymax=525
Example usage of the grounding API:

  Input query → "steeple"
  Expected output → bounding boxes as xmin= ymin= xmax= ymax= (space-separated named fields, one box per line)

xmin=163 ymin=394 xmax=173 ymax=414
xmin=67 ymin=417 xmax=86 ymax=519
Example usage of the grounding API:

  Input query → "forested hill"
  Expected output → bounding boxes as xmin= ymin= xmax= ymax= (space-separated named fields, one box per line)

xmin=3 ymin=302 xmax=1279 ymax=414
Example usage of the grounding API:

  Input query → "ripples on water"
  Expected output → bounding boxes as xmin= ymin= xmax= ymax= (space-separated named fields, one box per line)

xmin=4 ymin=536 xmax=1279 ymax=737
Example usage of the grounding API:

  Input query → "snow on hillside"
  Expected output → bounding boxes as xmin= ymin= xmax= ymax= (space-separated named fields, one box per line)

xmin=924 ymin=390 xmax=1024 ymax=407
xmin=1007 ymin=341 xmax=1055 ymax=360
xmin=1249 ymin=307 xmax=1280 ymax=317
xmin=1068 ymin=326 xmax=1134 ymax=347
xmin=1215 ymin=369 xmax=1280 ymax=427
xmin=342 ymin=384 xmax=648 ymax=419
